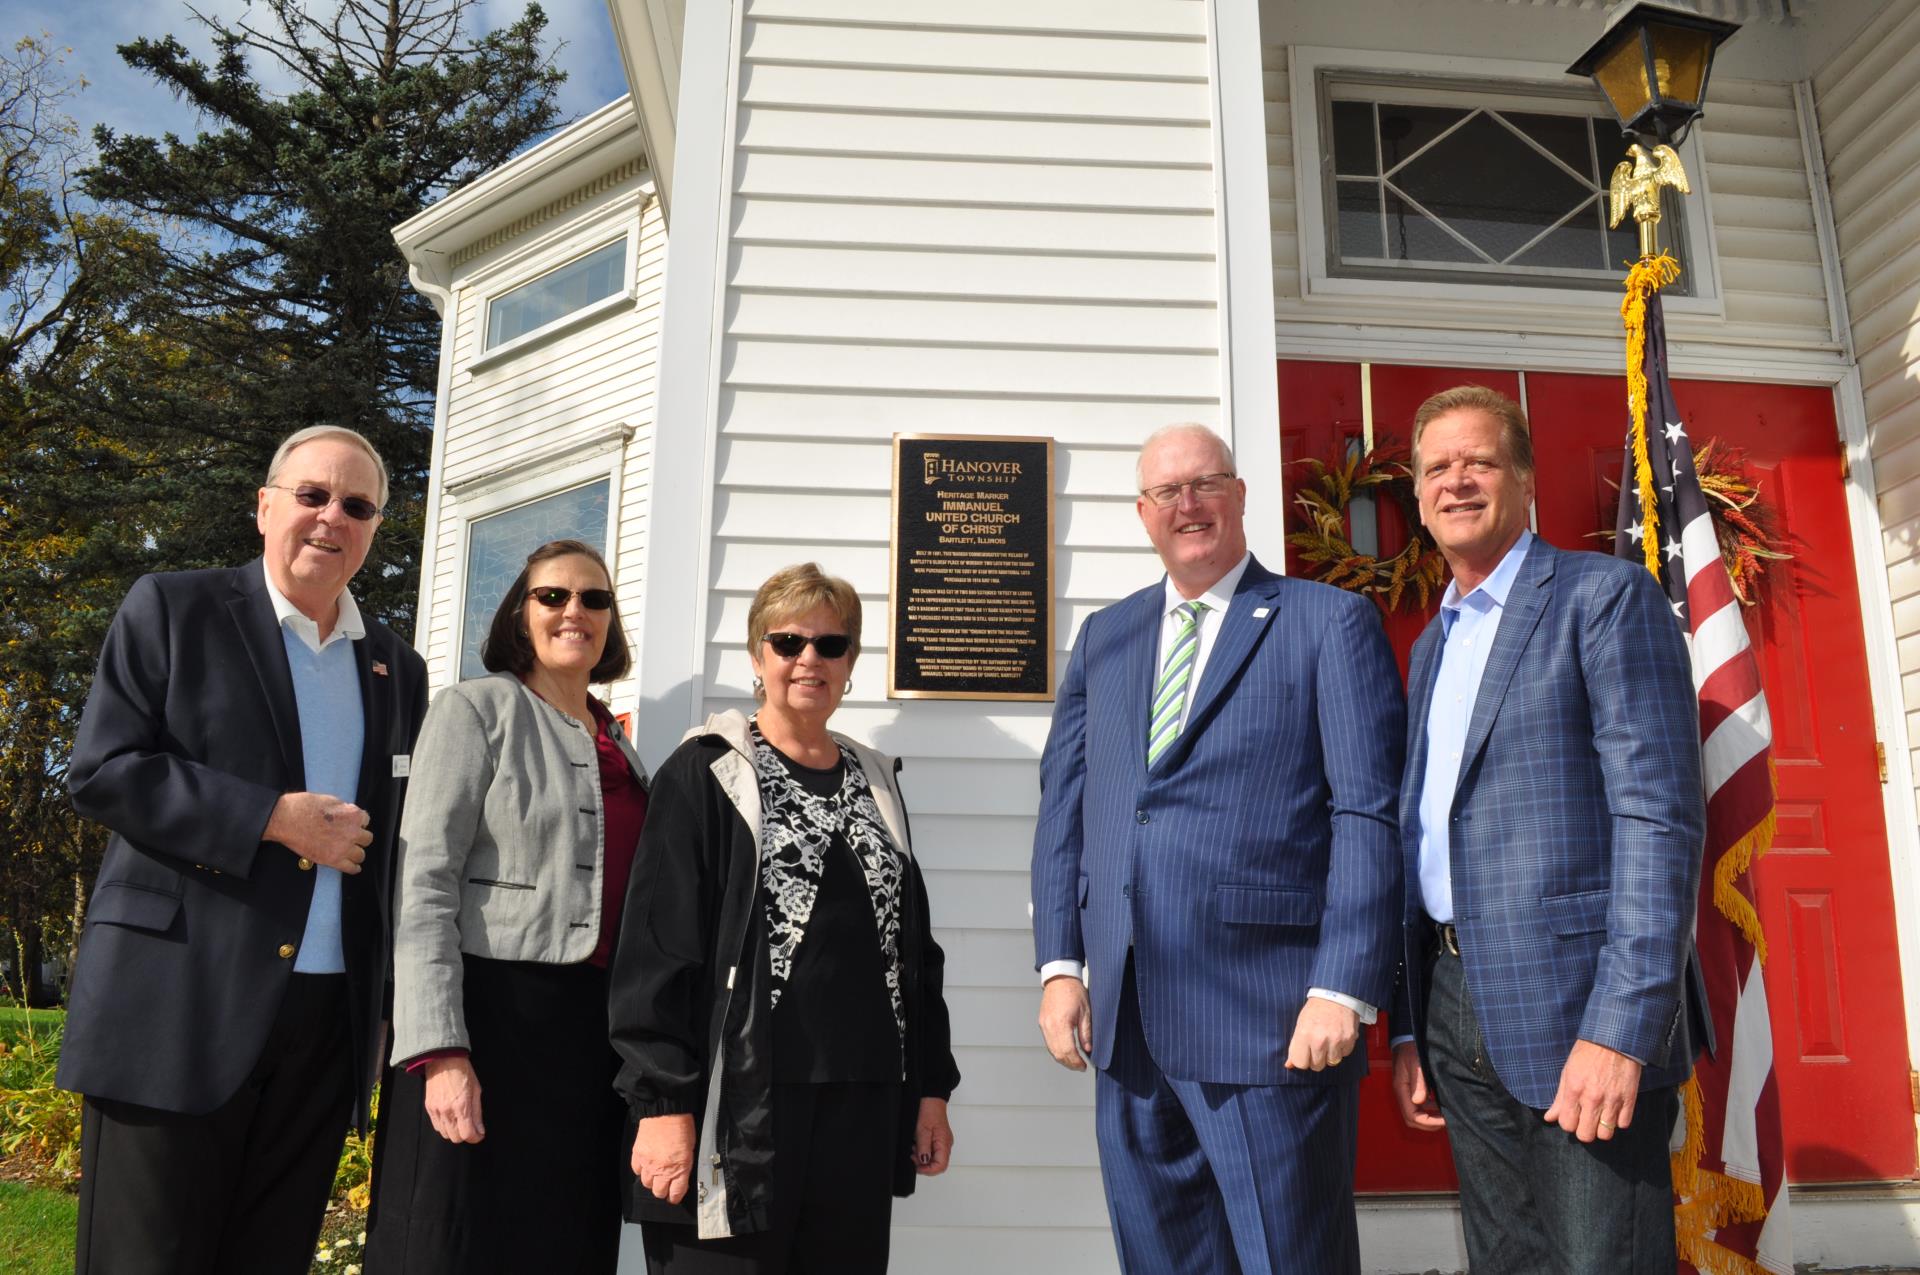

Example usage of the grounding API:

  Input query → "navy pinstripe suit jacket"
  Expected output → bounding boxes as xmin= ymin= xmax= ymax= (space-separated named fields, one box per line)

xmin=1390 ymin=540 xmax=1706 ymax=1109
xmin=1032 ymin=557 xmax=1405 ymax=1086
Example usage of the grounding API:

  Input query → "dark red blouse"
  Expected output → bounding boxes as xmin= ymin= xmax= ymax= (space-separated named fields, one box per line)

xmin=587 ymin=698 xmax=648 ymax=968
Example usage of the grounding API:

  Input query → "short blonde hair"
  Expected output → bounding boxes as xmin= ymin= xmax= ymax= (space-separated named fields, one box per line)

xmin=265 ymin=425 xmax=391 ymax=508
xmin=1410 ymin=386 xmax=1534 ymax=478
xmin=747 ymin=563 xmax=863 ymax=668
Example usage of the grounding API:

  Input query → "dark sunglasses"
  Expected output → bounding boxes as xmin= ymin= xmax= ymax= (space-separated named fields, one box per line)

xmin=528 ymin=586 xmax=615 ymax=611
xmin=268 ymin=484 xmax=382 ymax=521
xmin=763 ymin=632 xmax=851 ymax=659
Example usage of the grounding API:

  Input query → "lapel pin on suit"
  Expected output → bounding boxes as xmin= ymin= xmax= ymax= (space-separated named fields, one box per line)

xmin=372 ymin=661 xmax=389 ymax=677
xmin=1253 ymin=607 xmax=1270 ymax=618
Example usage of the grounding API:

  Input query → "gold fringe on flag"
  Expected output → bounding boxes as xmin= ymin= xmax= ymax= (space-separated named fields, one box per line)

xmin=1670 ymin=766 xmax=1780 ymax=1273
xmin=1621 ymin=253 xmax=1683 ymax=579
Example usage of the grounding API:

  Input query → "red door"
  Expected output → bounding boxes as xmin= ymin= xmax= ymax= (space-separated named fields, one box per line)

xmin=1279 ymin=359 xmax=1913 ymax=1190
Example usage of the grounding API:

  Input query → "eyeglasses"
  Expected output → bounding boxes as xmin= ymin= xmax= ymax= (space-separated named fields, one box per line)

xmin=528 ymin=586 xmax=614 ymax=610
xmin=268 ymin=484 xmax=381 ymax=521
xmin=1140 ymin=472 xmax=1235 ymax=507
xmin=763 ymin=632 xmax=852 ymax=659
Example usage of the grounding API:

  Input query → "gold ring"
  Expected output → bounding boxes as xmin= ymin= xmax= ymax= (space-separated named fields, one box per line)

xmin=1598 ymin=1120 xmax=1616 ymax=1131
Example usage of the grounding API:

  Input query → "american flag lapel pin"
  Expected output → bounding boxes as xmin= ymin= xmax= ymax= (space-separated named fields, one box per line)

xmin=372 ymin=661 xmax=390 ymax=677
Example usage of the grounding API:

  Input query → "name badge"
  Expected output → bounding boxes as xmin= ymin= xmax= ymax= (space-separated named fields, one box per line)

xmin=391 ymin=754 xmax=411 ymax=778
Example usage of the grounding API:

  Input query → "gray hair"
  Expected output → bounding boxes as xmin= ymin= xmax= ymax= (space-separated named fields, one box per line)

xmin=265 ymin=426 xmax=391 ymax=509
xmin=1136 ymin=423 xmax=1236 ymax=491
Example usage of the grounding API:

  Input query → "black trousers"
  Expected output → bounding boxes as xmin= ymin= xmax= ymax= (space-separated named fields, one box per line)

xmin=364 ymin=955 xmax=625 ymax=1275
xmin=641 ymin=1081 xmax=900 ymax=1275
xmin=75 ymin=973 xmax=353 ymax=1275
xmin=1423 ymin=942 xmax=1679 ymax=1275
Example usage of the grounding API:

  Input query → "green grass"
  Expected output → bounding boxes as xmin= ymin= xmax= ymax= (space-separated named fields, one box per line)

xmin=0 ymin=1180 xmax=76 ymax=1275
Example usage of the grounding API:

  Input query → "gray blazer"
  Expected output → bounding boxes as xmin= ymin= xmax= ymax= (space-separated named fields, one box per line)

xmin=390 ymin=672 xmax=649 ymax=1063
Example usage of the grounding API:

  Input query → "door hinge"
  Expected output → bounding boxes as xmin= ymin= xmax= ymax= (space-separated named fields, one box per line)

xmin=1841 ymin=448 xmax=1852 ymax=482
xmin=1879 ymin=741 xmax=1889 ymax=785
xmin=1909 ymin=1067 xmax=1918 ymax=1115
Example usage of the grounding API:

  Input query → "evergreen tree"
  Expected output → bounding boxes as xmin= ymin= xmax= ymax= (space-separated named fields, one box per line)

xmin=80 ymin=0 xmax=567 ymax=627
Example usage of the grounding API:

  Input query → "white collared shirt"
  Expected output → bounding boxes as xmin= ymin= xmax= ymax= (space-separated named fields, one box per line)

xmin=263 ymin=572 xmax=365 ymax=654
xmin=1155 ymin=553 xmax=1250 ymax=737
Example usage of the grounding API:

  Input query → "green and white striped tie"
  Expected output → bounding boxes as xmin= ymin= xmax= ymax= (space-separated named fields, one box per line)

xmin=1147 ymin=600 xmax=1207 ymax=767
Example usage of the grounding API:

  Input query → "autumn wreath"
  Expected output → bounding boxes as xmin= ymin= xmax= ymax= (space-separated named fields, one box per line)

xmin=1285 ymin=444 xmax=1447 ymax=614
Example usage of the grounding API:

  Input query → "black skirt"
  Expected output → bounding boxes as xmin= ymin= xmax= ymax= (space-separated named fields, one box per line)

xmin=366 ymin=955 xmax=626 ymax=1275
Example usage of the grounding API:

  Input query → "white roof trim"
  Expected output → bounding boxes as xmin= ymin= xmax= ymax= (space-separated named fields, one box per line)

xmin=607 ymin=0 xmax=682 ymax=225
xmin=392 ymin=96 xmax=648 ymax=296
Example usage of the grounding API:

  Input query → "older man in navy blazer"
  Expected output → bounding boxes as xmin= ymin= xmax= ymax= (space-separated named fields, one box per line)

xmin=1031 ymin=423 xmax=1404 ymax=1274
xmin=1388 ymin=386 xmax=1704 ymax=1273
xmin=61 ymin=427 xmax=428 ymax=1274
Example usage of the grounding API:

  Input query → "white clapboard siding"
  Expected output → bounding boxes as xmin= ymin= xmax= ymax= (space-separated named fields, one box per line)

xmin=1815 ymin=0 xmax=1920 ymax=818
xmin=1264 ymin=45 xmax=1837 ymax=354
xmin=416 ymin=175 xmax=665 ymax=707
xmin=681 ymin=8 xmax=1222 ymax=1253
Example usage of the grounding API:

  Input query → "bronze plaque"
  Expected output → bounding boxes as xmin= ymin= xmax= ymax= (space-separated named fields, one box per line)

xmin=889 ymin=435 xmax=1055 ymax=701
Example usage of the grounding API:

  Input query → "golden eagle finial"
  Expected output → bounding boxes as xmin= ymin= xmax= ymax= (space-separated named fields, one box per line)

xmin=1608 ymin=143 xmax=1691 ymax=261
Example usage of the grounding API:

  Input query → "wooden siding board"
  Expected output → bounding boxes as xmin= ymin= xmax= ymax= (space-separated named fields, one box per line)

xmin=745 ymin=0 xmax=1207 ymax=38
xmin=739 ymin=62 xmax=1212 ymax=123
xmin=728 ymin=244 xmax=1220 ymax=303
xmin=732 ymin=151 xmax=1215 ymax=211
xmin=736 ymin=107 xmax=1211 ymax=166
xmin=731 ymin=198 xmax=1217 ymax=257
xmin=741 ymin=19 xmax=1210 ymax=78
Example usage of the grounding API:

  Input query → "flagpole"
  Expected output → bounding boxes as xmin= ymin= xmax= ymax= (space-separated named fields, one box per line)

xmin=1609 ymin=143 xmax=1793 ymax=1275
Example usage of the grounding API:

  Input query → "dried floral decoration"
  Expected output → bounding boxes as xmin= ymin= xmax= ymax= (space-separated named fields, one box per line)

xmin=1286 ymin=445 xmax=1447 ymax=614
xmin=1603 ymin=436 xmax=1792 ymax=607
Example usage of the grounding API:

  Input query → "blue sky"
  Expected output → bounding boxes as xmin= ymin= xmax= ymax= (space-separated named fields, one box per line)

xmin=15 ymin=0 xmax=630 ymax=149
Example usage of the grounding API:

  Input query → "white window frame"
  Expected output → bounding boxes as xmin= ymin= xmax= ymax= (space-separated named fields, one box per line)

xmin=447 ymin=430 xmax=630 ymax=683
xmin=1289 ymin=46 xmax=1725 ymax=319
xmin=468 ymin=221 xmax=642 ymax=372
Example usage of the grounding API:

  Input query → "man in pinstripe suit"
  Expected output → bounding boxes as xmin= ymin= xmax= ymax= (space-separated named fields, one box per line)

xmin=1388 ymin=387 xmax=1704 ymax=1273
xmin=1031 ymin=423 xmax=1404 ymax=1275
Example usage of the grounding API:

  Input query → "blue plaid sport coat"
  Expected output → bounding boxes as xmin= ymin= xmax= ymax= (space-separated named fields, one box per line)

xmin=1391 ymin=539 xmax=1706 ymax=1108
xmin=1032 ymin=556 xmax=1405 ymax=1085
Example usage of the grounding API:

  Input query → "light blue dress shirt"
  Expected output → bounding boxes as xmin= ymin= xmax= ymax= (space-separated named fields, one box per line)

xmin=1417 ymin=530 xmax=1534 ymax=925
xmin=264 ymin=577 xmax=366 ymax=975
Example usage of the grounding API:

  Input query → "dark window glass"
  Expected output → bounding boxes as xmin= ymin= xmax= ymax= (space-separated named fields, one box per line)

xmin=1331 ymin=101 xmax=1377 ymax=177
xmin=1377 ymin=105 xmax=1469 ymax=172
xmin=1395 ymin=112 xmax=1591 ymax=263
xmin=1336 ymin=180 xmax=1385 ymax=259
xmin=1385 ymin=192 xmax=1479 ymax=264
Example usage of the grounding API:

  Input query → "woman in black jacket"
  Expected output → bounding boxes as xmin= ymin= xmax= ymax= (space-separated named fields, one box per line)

xmin=610 ymin=562 xmax=959 ymax=1274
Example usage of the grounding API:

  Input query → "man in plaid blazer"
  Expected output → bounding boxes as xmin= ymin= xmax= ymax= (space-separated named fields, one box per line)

xmin=1032 ymin=423 xmax=1404 ymax=1275
xmin=1389 ymin=386 xmax=1705 ymax=1274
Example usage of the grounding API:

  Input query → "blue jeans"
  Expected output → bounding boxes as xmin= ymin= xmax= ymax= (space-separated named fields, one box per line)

xmin=1423 ymin=944 xmax=1678 ymax=1274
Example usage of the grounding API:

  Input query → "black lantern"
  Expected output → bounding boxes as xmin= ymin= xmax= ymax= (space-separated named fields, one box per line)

xmin=1567 ymin=3 xmax=1740 ymax=145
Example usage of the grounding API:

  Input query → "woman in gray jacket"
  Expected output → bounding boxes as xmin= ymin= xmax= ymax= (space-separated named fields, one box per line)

xmin=367 ymin=539 xmax=649 ymax=1274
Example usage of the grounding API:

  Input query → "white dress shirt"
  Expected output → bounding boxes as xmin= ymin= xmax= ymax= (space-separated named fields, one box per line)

xmin=263 ymin=573 xmax=366 ymax=653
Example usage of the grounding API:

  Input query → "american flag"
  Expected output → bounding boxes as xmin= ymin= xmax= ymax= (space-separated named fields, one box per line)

xmin=1614 ymin=284 xmax=1791 ymax=1275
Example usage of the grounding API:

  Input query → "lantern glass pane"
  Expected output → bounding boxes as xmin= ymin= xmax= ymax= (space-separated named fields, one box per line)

xmin=1591 ymin=35 xmax=1653 ymax=123
xmin=1647 ymin=23 xmax=1712 ymax=103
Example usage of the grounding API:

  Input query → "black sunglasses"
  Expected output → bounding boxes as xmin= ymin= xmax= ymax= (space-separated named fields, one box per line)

xmin=269 ymin=484 xmax=381 ymax=521
xmin=763 ymin=632 xmax=851 ymax=659
xmin=528 ymin=586 xmax=615 ymax=611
